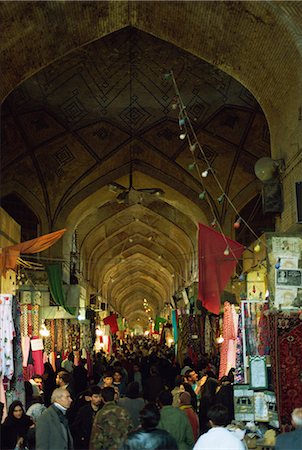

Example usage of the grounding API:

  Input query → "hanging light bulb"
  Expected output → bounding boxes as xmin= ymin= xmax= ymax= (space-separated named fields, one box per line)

xmin=188 ymin=162 xmax=196 ymax=171
xmin=217 ymin=193 xmax=225 ymax=204
xmin=129 ymin=237 xmax=133 ymax=243
xmin=201 ymin=169 xmax=209 ymax=178
xmin=171 ymin=102 xmax=178 ymax=110
xmin=179 ymin=118 xmax=185 ymax=126
xmin=163 ymin=72 xmax=172 ymax=80
xmin=223 ymin=246 xmax=230 ymax=256
xmin=211 ymin=219 xmax=217 ymax=228
xmin=254 ymin=242 xmax=261 ymax=253
xmin=239 ymin=273 xmax=245 ymax=282
xmin=265 ymin=289 xmax=270 ymax=298
xmin=179 ymin=133 xmax=186 ymax=140
xmin=275 ymin=258 xmax=281 ymax=269
xmin=189 ymin=143 xmax=197 ymax=152
xmin=233 ymin=218 xmax=241 ymax=229
xmin=216 ymin=335 xmax=224 ymax=344
xmin=198 ymin=191 xmax=206 ymax=200
xmin=39 ymin=321 xmax=50 ymax=337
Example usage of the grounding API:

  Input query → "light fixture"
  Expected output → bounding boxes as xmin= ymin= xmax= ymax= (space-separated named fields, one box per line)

xmin=254 ymin=242 xmax=261 ymax=253
xmin=217 ymin=193 xmax=225 ymax=204
xmin=198 ymin=191 xmax=206 ymax=200
xmin=189 ymin=143 xmax=197 ymax=152
xmin=223 ymin=247 xmax=230 ymax=256
xmin=233 ymin=218 xmax=241 ymax=229
xmin=179 ymin=118 xmax=185 ymax=126
xmin=239 ymin=273 xmax=245 ymax=282
xmin=254 ymin=157 xmax=284 ymax=182
xmin=188 ymin=162 xmax=196 ymax=171
xmin=179 ymin=133 xmax=186 ymax=140
xmin=201 ymin=169 xmax=209 ymax=178
xmin=39 ymin=321 xmax=50 ymax=337
xmin=211 ymin=219 xmax=217 ymax=227
xmin=275 ymin=257 xmax=281 ymax=269
xmin=216 ymin=335 xmax=224 ymax=344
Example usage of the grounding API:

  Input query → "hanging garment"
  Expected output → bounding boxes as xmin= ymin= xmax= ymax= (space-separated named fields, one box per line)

xmin=219 ymin=302 xmax=237 ymax=379
xmin=11 ymin=296 xmax=25 ymax=406
xmin=0 ymin=294 xmax=15 ymax=379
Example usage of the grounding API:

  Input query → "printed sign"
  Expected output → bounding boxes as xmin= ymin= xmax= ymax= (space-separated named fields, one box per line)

xmin=276 ymin=269 xmax=302 ymax=287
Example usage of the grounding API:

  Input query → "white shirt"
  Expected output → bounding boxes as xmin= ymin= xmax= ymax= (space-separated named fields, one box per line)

xmin=193 ymin=427 xmax=245 ymax=450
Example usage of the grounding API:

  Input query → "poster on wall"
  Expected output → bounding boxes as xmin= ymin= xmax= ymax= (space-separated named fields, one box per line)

xmin=249 ymin=355 xmax=268 ymax=390
xmin=274 ymin=287 xmax=298 ymax=309
xmin=276 ymin=269 xmax=302 ymax=287
xmin=272 ymin=237 xmax=301 ymax=256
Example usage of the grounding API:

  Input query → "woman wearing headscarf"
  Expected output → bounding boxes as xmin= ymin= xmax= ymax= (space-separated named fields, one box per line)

xmin=1 ymin=400 xmax=34 ymax=450
xmin=198 ymin=377 xmax=219 ymax=435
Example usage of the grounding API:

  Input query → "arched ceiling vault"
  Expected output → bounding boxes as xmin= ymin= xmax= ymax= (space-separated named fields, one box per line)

xmin=3 ymin=5 xmax=295 ymax=323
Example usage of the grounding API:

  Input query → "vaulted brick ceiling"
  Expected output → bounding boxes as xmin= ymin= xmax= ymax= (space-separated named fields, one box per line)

xmin=4 ymin=0 xmax=300 ymax=325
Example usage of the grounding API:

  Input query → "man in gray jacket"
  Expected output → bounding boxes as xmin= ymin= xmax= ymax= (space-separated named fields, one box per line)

xmin=275 ymin=407 xmax=302 ymax=450
xmin=36 ymin=387 xmax=73 ymax=450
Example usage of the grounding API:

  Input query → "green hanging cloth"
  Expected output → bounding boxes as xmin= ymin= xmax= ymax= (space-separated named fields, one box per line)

xmin=46 ymin=264 xmax=77 ymax=316
xmin=154 ymin=316 xmax=166 ymax=334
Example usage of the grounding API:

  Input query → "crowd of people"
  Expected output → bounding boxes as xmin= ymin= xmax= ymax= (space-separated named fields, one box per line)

xmin=1 ymin=336 xmax=300 ymax=449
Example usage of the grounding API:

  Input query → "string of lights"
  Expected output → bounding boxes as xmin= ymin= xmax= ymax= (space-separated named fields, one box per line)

xmin=165 ymin=70 xmax=266 ymax=263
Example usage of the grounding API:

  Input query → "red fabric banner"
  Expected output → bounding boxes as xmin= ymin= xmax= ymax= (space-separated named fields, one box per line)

xmin=198 ymin=223 xmax=245 ymax=315
xmin=103 ymin=314 xmax=119 ymax=334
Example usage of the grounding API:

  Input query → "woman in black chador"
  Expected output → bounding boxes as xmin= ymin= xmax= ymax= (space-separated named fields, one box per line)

xmin=1 ymin=400 xmax=34 ymax=450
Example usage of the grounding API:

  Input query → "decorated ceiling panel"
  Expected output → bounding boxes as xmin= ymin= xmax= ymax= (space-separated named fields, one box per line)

xmin=1 ymin=26 xmax=272 ymax=325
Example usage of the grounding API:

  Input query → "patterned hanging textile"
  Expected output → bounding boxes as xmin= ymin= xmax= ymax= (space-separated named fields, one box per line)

xmin=0 ymin=294 xmax=15 ymax=380
xmin=234 ymin=312 xmax=244 ymax=383
xmin=269 ymin=312 xmax=302 ymax=429
xmin=219 ymin=302 xmax=237 ymax=378
xmin=10 ymin=296 xmax=25 ymax=405
xmin=258 ymin=303 xmax=270 ymax=356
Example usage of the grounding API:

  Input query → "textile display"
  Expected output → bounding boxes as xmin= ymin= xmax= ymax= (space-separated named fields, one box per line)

xmin=234 ymin=313 xmax=244 ymax=384
xmin=269 ymin=312 xmax=302 ymax=428
xmin=219 ymin=302 xmax=237 ymax=379
xmin=171 ymin=310 xmax=178 ymax=343
xmin=198 ymin=224 xmax=245 ymax=315
xmin=0 ymin=294 xmax=15 ymax=379
xmin=257 ymin=303 xmax=270 ymax=356
xmin=46 ymin=264 xmax=76 ymax=315
xmin=0 ymin=229 xmax=66 ymax=275
xmin=153 ymin=316 xmax=166 ymax=333
xmin=103 ymin=314 xmax=119 ymax=334
xmin=11 ymin=296 xmax=25 ymax=406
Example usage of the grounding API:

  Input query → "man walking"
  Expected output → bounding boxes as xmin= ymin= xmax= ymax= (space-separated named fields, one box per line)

xmin=193 ymin=404 xmax=244 ymax=450
xmin=36 ymin=387 xmax=73 ymax=450
xmin=89 ymin=386 xmax=133 ymax=450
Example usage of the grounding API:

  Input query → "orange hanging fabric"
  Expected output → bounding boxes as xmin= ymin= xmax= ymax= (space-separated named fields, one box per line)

xmin=0 ymin=229 xmax=66 ymax=275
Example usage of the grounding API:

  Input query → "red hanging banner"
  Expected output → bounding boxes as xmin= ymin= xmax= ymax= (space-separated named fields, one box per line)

xmin=198 ymin=223 xmax=245 ymax=315
xmin=103 ymin=314 xmax=119 ymax=334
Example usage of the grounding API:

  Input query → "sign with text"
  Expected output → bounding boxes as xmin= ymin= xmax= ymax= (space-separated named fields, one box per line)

xmin=276 ymin=269 xmax=302 ymax=287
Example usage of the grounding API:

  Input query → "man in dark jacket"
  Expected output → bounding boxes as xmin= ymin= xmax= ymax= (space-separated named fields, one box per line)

xmin=36 ymin=387 xmax=73 ymax=450
xmin=275 ymin=408 xmax=302 ymax=450
xmin=71 ymin=385 xmax=102 ymax=449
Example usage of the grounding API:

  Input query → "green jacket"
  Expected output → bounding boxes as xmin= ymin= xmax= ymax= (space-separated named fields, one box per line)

xmin=89 ymin=401 xmax=133 ymax=450
xmin=158 ymin=405 xmax=195 ymax=450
